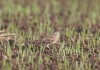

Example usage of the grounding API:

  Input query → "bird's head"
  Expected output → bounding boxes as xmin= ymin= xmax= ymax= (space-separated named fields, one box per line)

xmin=52 ymin=28 xmax=59 ymax=35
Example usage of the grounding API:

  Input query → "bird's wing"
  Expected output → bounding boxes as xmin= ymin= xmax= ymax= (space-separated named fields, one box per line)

xmin=42 ymin=35 xmax=56 ymax=43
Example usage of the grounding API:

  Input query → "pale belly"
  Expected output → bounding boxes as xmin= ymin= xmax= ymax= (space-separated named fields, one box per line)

xmin=52 ymin=34 xmax=59 ymax=44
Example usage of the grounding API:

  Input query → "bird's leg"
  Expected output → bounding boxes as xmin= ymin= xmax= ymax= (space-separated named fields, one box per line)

xmin=47 ymin=44 xmax=50 ymax=49
xmin=46 ymin=44 xmax=52 ymax=51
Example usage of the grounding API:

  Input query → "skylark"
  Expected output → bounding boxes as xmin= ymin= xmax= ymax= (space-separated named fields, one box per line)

xmin=42 ymin=28 xmax=60 ymax=48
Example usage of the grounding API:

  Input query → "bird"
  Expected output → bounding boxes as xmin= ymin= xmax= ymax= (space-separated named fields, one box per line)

xmin=41 ymin=28 xmax=60 ymax=48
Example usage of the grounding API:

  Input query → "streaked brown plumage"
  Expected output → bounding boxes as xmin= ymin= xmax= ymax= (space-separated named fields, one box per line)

xmin=42 ymin=29 xmax=60 ymax=47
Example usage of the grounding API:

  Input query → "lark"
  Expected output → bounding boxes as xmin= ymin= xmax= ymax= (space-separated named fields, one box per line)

xmin=42 ymin=29 xmax=60 ymax=48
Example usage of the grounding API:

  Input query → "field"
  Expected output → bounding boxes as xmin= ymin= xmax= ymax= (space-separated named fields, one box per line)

xmin=0 ymin=0 xmax=100 ymax=70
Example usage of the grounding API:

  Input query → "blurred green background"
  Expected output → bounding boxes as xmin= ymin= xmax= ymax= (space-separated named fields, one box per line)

xmin=0 ymin=0 xmax=100 ymax=70
xmin=0 ymin=0 xmax=100 ymax=24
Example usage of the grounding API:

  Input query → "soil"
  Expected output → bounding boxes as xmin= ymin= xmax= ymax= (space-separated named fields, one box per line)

xmin=0 ymin=1 xmax=100 ymax=70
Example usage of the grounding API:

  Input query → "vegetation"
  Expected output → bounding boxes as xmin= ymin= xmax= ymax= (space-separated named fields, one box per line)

xmin=0 ymin=0 xmax=100 ymax=70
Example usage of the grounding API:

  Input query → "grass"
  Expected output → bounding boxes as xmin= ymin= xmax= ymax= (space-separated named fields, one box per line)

xmin=0 ymin=0 xmax=100 ymax=70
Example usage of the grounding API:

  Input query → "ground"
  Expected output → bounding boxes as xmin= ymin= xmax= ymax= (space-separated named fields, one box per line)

xmin=0 ymin=0 xmax=100 ymax=70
